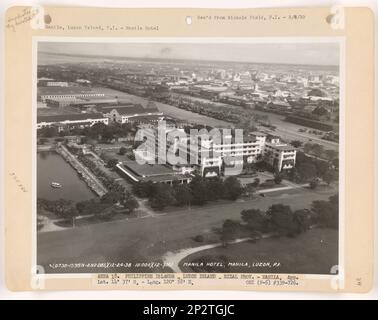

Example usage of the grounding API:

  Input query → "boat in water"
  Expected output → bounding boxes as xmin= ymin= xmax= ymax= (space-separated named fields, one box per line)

xmin=51 ymin=182 xmax=62 ymax=188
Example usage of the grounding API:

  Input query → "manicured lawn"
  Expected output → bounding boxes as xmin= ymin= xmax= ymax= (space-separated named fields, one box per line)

xmin=38 ymin=188 xmax=337 ymax=274
xmin=180 ymin=228 xmax=338 ymax=274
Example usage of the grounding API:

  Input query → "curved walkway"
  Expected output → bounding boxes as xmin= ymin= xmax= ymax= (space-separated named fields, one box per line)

xmin=162 ymin=233 xmax=276 ymax=273
xmin=162 ymin=237 xmax=251 ymax=273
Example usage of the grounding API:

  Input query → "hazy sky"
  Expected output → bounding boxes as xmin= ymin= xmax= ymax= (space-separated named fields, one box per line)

xmin=39 ymin=42 xmax=339 ymax=66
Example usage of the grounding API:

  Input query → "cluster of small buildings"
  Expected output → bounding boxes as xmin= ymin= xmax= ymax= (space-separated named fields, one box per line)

xmin=171 ymin=80 xmax=337 ymax=111
xmin=99 ymin=64 xmax=339 ymax=117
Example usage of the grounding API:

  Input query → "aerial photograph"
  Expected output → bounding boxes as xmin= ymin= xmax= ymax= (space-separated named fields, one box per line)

xmin=36 ymin=41 xmax=340 ymax=274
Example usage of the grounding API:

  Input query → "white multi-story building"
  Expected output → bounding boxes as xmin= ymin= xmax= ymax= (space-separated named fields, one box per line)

xmin=183 ymin=131 xmax=296 ymax=175
xmin=37 ymin=113 xmax=109 ymax=131
xmin=212 ymin=132 xmax=264 ymax=163
xmin=196 ymin=132 xmax=295 ymax=174
xmin=189 ymin=131 xmax=296 ymax=175
xmin=133 ymin=124 xmax=296 ymax=177
xmin=263 ymin=137 xmax=296 ymax=171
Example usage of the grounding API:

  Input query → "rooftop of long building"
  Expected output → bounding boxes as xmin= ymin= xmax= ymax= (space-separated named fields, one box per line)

xmin=265 ymin=142 xmax=296 ymax=151
xmin=37 ymin=113 xmax=106 ymax=123
xmin=38 ymin=86 xmax=102 ymax=96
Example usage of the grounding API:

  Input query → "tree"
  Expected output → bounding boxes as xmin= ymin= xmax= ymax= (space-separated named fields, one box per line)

xmin=87 ymin=122 xmax=107 ymax=139
xmin=312 ymin=106 xmax=328 ymax=116
xmin=290 ymin=140 xmax=303 ymax=148
xmin=102 ymin=131 xmax=114 ymax=142
xmin=311 ymin=195 xmax=338 ymax=229
xmin=309 ymin=178 xmax=319 ymax=189
xmin=221 ymin=219 xmax=239 ymax=247
xmin=149 ymin=184 xmax=175 ymax=210
xmin=266 ymin=204 xmax=298 ymax=236
xmin=274 ymin=173 xmax=283 ymax=185
xmin=189 ymin=175 xmax=208 ymax=205
xmin=119 ymin=147 xmax=127 ymax=155
xmin=293 ymin=209 xmax=311 ymax=233
xmin=61 ymin=205 xmax=78 ymax=227
xmin=132 ymin=181 xmax=155 ymax=198
xmin=241 ymin=209 xmax=267 ymax=232
xmin=107 ymin=158 xmax=119 ymax=168
xmin=296 ymin=161 xmax=317 ymax=182
xmin=315 ymin=160 xmax=330 ymax=178
xmin=74 ymin=199 xmax=110 ymax=216
xmin=223 ymin=176 xmax=243 ymax=200
xmin=38 ymin=126 xmax=58 ymax=138
xmin=174 ymin=184 xmax=193 ymax=206
xmin=121 ymin=122 xmax=135 ymax=134
xmin=206 ymin=177 xmax=225 ymax=201
xmin=122 ymin=191 xmax=139 ymax=213
xmin=323 ymin=169 xmax=338 ymax=185
xmin=76 ymin=201 xmax=87 ymax=214
xmin=54 ymin=199 xmax=74 ymax=216
xmin=101 ymin=191 xmax=122 ymax=204
xmin=80 ymin=136 xmax=88 ymax=144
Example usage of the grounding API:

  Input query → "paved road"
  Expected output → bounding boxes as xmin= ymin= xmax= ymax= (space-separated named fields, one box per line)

xmin=236 ymin=108 xmax=339 ymax=150
xmin=268 ymin=126 xmax=339 ymax=151
xmin=37 ymin=187 xmax=336 ymax=273
xmin=95 ymin=86 xmax=339 ymax=151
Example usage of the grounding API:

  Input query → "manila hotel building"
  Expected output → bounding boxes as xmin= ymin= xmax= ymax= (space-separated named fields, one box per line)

xmin=136 ymin=125 xmax=296 ymax=177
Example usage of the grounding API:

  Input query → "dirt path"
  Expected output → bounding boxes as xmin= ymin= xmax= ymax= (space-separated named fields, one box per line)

xmin=136 ymin=198 xmax=160 ymax=218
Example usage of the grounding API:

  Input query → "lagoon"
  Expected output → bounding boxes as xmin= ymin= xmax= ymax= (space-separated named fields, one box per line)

xmin=37 ymin=151 xmax=95 ymax=202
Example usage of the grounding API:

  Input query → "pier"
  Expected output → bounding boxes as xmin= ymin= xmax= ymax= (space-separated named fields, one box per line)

xmin=55 ymin=145 xmax=108 ymax=197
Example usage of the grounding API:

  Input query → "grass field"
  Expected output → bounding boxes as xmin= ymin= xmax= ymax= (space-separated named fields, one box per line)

xmin=179 ymin=227 xmax=338 ymax=274
xmin=38 ymin=187 xmax=337 ymax=273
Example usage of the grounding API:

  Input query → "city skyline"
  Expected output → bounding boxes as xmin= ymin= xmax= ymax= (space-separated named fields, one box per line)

xmin=38 ymin=42 xmax=340 ymax=66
